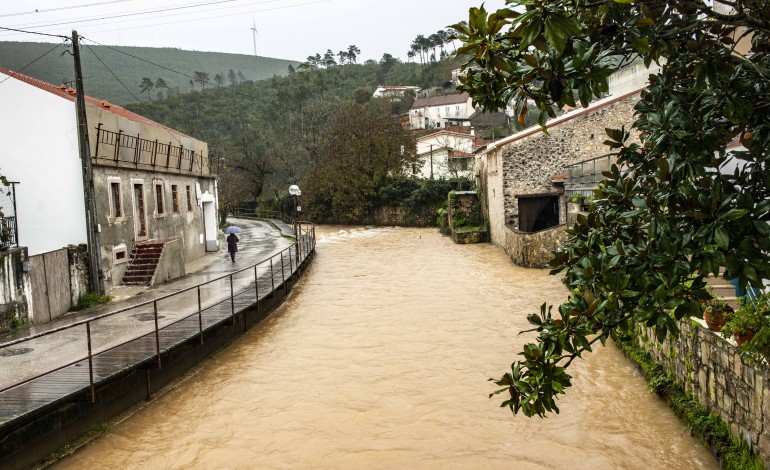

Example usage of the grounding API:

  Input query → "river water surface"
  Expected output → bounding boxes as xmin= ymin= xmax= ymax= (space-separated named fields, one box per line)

xmin=55 ymin=226 xmax=717 ymax=469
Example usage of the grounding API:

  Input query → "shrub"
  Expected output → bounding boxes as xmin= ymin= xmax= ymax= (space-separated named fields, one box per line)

xmin=72 ymin=293 xmax=112 ymax=311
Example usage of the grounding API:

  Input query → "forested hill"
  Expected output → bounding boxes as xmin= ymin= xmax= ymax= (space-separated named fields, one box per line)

xmin=0 ymin=41 xmax=298 ymax=105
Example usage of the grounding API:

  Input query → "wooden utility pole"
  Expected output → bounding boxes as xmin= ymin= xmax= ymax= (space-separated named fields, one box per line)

xmin=72 ymin=30 xmax=104 ymax=295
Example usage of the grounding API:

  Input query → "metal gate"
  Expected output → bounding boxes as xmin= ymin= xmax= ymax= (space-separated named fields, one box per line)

xmin=29 ymin=248 xmax=71 ymax=324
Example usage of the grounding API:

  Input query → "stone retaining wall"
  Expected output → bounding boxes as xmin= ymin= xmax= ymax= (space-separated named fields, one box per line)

xmin=638 ymin=320 xmax=769 ymax=465
xmin=502 ymin=224 xmax=568 ymax=268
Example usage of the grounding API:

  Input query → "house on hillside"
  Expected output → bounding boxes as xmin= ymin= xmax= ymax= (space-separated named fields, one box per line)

xmin=475 ymin=88 xmax=642 ymax=267
xmin=413 ymin=129 xmax=481 ymax=180
xmin=468 ymin=110 xmax=511 ymax=139
xmin=0 ymin=69 xmax=219 ymax=325
xmin=409 ymin=93 xmax=474 ymax=130
xmin=372 ymin=85 xmax=420 ymax=99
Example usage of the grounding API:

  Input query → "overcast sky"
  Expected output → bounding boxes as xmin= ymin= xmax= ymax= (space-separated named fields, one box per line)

xmin=0 ymin=0 xmax=508 ymax=62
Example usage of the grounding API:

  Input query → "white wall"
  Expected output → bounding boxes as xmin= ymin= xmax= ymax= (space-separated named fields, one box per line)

xmin=414 ymin=132 xmax=477 ymax=179
xmin=608 ymin=62 xmax=662 ymax=97
xmin=0 ymin=73 xmax=87 ymax=255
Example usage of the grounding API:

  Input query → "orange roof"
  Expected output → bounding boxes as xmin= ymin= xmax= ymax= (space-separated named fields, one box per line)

xmin=0 ymin=68 xmax=193 ymax=139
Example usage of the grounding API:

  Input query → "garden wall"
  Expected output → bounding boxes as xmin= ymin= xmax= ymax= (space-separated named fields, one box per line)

xmin=638 ymin=320 xmax=769 ymax=466
xmin=502 ymin=224 xmax=569 ymax=268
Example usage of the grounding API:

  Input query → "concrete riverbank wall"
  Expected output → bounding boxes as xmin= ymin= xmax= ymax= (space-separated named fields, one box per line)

xmin=0 ymin=251 xmax=314 ymax=470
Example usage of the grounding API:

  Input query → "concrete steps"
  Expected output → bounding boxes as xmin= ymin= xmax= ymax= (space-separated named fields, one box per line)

xmin=705 ymin=273 xmax=738 ymax=309
xmin=121 ymin=241 xmax=165 ymax=286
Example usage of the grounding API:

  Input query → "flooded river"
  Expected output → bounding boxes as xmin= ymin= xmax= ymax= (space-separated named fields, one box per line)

xmin=55 ymin=226 xmax=717 ymax=469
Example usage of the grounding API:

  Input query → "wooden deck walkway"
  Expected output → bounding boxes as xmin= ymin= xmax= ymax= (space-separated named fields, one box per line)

xmin=0 ymin=253 xmax=304 ymax=428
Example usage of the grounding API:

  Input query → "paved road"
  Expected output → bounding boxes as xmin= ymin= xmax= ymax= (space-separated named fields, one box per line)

xmin=0 ymin=218 xmax=293 ymax=389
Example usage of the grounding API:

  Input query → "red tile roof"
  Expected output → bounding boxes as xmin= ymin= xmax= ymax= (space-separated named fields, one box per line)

xmin=0 ymin=68 xmax=192 ymax=139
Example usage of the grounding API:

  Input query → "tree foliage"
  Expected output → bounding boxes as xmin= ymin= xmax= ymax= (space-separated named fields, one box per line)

xmin=303 ymin=101 xmax=415 ymax=222
xmin=453 ymin=1 xmax=770 ymax=417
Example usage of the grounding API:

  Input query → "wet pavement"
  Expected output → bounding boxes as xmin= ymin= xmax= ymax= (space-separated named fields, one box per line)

xmin=0 ymin=218 xmax=294 ymax=389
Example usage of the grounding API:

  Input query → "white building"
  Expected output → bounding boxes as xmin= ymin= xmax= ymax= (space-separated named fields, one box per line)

xmin=413 ymin=129 xmax=479 ymax=180
xmin=372 ymin=85 xmax=421 ymax=99
xmin=409 ymin=93 xmax=475 ymax=130
xmin=0 ymin=69 xmax=219 ymax=291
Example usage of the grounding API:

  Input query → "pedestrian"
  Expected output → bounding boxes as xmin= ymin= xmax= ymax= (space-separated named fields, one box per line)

xmin=227 ymin=232 xmax=239 ymax=262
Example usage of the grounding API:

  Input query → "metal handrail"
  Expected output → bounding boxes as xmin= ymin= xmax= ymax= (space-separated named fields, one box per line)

xmin=0 ymin=223 xmax=316 ymax=397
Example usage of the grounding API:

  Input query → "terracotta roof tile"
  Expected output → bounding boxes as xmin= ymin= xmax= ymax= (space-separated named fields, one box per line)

xmin=0 ymin=68 xmax=192 ymax=139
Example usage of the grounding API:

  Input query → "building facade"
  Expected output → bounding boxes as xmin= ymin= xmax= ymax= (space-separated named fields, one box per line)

xmin=0 ymin=69 xmax=219 ymax=297
xmin=409 ymin=93 xmax=474 ymax=130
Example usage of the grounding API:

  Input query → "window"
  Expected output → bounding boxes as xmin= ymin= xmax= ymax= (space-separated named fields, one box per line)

xmin=111 ymin=182 xmax=122 ymax=217
xmin=517 ymin=194 xmax=560 ymax=233
xmin=112 ymin=244 xmax=128 ymax=264
xmin=445 ymin=106 xmax=450 ymax=115
xmin=171 ymin=184 xmax=179 ymax=213
xmin=186 ymin=185 xmax=193 ymax=211
xmin=107 ymin=177 xmax=125 ymax=223
xmin=455 ymin=105 xmax=460 ymax=116
xmin=154 ymin=181 xmax=166 ymax=216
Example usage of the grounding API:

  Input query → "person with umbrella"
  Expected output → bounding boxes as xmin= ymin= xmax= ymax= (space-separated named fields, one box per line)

xmin=224 ymin=226 xmax=241 ymax=262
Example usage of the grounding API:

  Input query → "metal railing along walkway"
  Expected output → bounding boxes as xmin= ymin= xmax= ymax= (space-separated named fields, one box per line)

xmin=0 ymin=223 xmax=316 ymax=427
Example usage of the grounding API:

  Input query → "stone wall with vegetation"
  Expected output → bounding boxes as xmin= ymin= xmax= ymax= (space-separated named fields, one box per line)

xmin=638 ymin=320 xmax=769 ymax=465
xmin=0 ymin=246 xmax=30 ymax=334
xmin=502 ymin=224 xmax=569 ymax=268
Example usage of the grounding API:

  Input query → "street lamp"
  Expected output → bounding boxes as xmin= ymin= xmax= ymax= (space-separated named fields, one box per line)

xmin=288 ymin=184 xmax=301 ymax=263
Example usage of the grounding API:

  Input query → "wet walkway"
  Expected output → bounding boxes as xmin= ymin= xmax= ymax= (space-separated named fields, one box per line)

xmin=0 ymin=218 xmax=297 ymax=406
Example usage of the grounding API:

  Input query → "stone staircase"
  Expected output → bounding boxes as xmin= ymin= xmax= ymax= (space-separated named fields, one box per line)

xmin=705 ymin=273 xmax=739 ymax=309
xmin=121 ymin=240 xmax=166 ymax=286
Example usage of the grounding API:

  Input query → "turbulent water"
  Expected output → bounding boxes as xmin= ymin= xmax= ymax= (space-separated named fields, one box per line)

xmin=54 ymin=226 xmax=717 ymax=469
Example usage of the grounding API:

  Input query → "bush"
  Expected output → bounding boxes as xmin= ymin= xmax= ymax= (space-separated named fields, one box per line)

xmin=72 ymin=293 xmax=112 ymax=311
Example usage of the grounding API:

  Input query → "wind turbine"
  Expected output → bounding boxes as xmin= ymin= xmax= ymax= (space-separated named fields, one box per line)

xmin=250 ymin=16 xmax=258 ymax=56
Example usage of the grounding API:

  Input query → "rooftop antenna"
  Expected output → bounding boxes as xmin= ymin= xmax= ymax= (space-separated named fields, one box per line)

xmin=250 ymin=16 xmax=258 ymax=56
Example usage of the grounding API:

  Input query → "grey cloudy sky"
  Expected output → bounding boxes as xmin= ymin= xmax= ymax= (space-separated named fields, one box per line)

xmin=0 ymin=0 xmax=508 ymax=62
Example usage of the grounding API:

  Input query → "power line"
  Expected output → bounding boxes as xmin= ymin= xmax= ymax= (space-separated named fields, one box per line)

xmin=81 ymin=36 xmax=298 ymax=113
xmin=0 ymin=25 xmax=68 ymax=39
xmin=4 ymin=0 xmax=241 ymax=29
xmin=0 ymin=0 xmax=331 ymax=39
xmin=0 ymin=1 xmax=132 ymax=18
xmin=83 ymin=43 xmax=143 ymax=102
xmin=83 ymin=45 xmax=189 ymax=147
xmin=0 ymin=40 xmax=67 ymax=84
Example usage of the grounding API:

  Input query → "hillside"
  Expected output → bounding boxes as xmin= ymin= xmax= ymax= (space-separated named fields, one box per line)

xmin=0 ymin=41 xmax=298 ymax=105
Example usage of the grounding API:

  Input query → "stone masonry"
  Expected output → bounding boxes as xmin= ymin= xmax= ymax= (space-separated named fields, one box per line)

xmin=638 ymin=320 xmax=769 ymax=466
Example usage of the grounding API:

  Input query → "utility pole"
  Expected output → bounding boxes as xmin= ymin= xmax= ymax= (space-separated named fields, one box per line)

xmin=430 ymin=144 xmax=434 ymax=180
xmin=73 ymin=30 xmax=104 ymax=295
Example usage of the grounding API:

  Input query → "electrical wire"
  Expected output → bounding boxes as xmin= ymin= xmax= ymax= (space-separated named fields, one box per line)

xmin=84 ymin=43 xmax=143 ymax=102
xmin=0 ymin=0 xmax=331 ymax=39
xmin=0 ymin=40 xmax=67 ymax=84
xmin=0 ymin=25 xmax=68 ymax=39
xmin=81 ymin=44 xmax=190 ymax=146
xmin=0 ymin=1 xmax=132 ymax=18
xmin=82 ymin=36 xmax=298 ymax=113
xmin=5 ymin=0 xmax=241 ymax=30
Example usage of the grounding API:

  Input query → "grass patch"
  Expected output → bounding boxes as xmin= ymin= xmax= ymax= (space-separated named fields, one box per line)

xmin=614 ymin=331 xmax=764 ymax=469
xmin=72 ymin=293 xmax=112 ymax=311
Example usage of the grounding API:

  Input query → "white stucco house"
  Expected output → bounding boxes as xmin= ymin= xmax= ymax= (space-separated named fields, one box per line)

xmin=409 ymin=93 xmax=475 ymax=130
xmin=413 ymin=129 xmax=480 ymax=180
xmin=0 ymin=69 xmax=220 ymax=293
xmin=372 ymin=85 xmax=420 ymax=99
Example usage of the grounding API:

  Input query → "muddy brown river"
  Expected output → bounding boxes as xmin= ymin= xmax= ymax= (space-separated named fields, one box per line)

xmin=54 ymin=226 xmax=717 ymax=469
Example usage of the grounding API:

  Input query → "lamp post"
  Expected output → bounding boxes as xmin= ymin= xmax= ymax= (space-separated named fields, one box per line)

xmin=288 ymin=185 xmax=301 ymax=263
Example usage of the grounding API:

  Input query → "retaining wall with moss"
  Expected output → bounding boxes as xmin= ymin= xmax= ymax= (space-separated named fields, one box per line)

xmin=637 ymin=320 xmax=769 ymax=465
